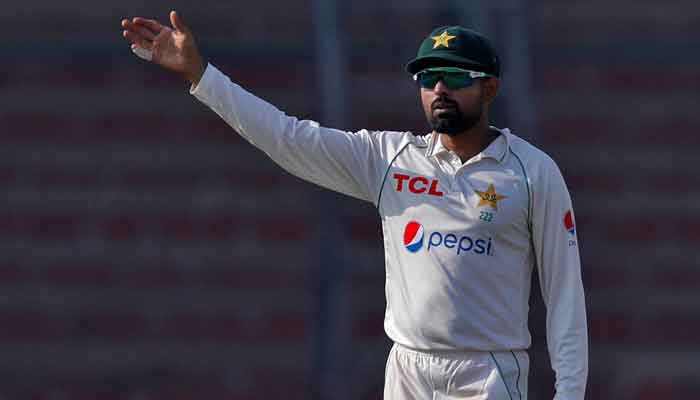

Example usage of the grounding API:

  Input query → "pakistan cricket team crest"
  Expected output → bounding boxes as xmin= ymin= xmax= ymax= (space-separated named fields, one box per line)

xmin=475 ymin=184 xmax=507 ymax=211
xmin=431 ymin=30 xmax=456 ymax=49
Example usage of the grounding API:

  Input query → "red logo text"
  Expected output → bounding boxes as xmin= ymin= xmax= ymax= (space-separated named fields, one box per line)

xmin=393 ymin=173 xmax=444 ymax=197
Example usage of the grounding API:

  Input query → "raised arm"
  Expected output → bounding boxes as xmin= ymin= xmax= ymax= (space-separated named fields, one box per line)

xmin=120 ymin=11 xmax=405 ymax=204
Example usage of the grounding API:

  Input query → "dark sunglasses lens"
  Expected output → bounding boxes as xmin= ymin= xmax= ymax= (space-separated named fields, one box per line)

xmin=443 ymin=73 xmax=474 ymax=89
xmin=418 ymin=71 xmax=475 ymax=89
xmin=417 ymin=71 xmax=441 ymax=88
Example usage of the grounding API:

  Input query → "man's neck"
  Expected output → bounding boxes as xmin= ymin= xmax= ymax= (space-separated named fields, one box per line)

xmin=439 ymin=120 xmax=498 ymax=163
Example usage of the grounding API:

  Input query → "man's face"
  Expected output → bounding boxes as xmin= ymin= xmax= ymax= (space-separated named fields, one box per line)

xmin=420 ymin=76 xmax=488 ymax=136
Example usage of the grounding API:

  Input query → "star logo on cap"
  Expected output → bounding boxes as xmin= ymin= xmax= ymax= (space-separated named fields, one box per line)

xmin=431 ymin=30 xmax=457 ymax=49
xmin=475 ymin=184 xmax=507 ymax=211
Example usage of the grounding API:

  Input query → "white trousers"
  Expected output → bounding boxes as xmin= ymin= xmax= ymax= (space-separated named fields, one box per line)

xmin=383 ymin=343 xmax=528 ymax=400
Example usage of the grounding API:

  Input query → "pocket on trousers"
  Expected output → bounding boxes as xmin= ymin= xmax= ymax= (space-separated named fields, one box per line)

xmin=445 ymin=358 xmax=493 ymax=398
xmin=480 ymin=352 xmax=524 ymax=400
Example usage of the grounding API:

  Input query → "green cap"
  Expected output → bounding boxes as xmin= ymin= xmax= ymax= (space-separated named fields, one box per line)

xmin=406 ymin=26 xmax=501 ymax=77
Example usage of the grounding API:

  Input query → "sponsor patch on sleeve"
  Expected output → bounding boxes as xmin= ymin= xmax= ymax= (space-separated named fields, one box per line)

xmin=564 ymin=210 xmax=577 ymax=246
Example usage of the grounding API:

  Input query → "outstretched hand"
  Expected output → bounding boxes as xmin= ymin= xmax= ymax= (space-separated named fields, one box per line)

xmin=121 ymin=10 xmax=206 ymax=86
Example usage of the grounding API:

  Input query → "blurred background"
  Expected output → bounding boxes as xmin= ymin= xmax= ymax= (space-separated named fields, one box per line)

xmin=1 ymin=0 xmax=699 ymax=399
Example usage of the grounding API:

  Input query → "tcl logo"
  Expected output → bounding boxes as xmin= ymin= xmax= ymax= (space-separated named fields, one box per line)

xmin=393 ymin=173 xmax=444 ymax=197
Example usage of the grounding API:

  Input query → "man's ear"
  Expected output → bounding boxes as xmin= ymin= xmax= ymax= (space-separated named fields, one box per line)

xmin=482 ymin=78 xmax=500 ymax=105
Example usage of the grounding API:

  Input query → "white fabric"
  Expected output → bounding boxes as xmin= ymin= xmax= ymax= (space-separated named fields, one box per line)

xmin=130 ymin=44 xmax=153 ymax=61
xmin=384 ymin=343 xmax=528 ymax=400
xmin=190 ymin=63 xmax=588 ymax=400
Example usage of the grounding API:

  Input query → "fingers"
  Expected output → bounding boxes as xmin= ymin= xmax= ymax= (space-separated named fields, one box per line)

xmin=131 ymin=17 xmax=164 ymax=35
xmin=122 ymin=20 xmax=157 ymax=41
xmin=122 ymin=29 xmax=152 ymax=50
xmin=121 ymin=18 xmax=161 ymax=50
xmin=169 ymin=10 xmax=190 ymax=34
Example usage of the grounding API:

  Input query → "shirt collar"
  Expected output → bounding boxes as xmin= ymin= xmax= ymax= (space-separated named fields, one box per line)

xmin=427 ymin=126 xmax=511 ymax=164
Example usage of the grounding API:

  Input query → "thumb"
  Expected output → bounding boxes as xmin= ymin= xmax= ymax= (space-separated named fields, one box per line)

xmin=169 ymin=10 xmax=189 ymax=34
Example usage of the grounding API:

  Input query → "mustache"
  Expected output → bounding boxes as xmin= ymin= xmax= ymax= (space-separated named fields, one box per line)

xmin=432 ymin=97 xmax=458 ymax=110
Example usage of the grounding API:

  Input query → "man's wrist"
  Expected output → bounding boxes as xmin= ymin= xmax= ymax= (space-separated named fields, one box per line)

xmin=186 ymin=57 xmax=206 ymax=87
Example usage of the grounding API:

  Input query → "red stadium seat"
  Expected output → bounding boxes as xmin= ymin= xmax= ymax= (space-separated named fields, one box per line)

xmin=74 ymin=312 xmax=150 ymax=340
xmin=250 ymin=368 xmax=310 ymax=398
xmin=71 ymin=390 xmax=122 ymax=400
xmin=194 ymin=267 xmax=308 ymax=290
xmin=577 ymin=214 xmax=660 ymax=244
xmin=581 ymin=263 xmax=629 ymax=290
xmin=0 ymin=262 xmax=26 ymax=284
xmin=42 ymin=261 xmax=115 ymax=287
xmin=347 ymin=216 xmax=382 ymax=243
xmin=539 ymin=117 xmax=615 ymax=145
xmin=201 ymin=214 xmax=242 ymax=240
xmin=352 ymin=311 xmax=385 ymax=342
xmin=675 ymin=216 xmax=700 ymax=243
xmin=185 ymin=116 xmax=244 ymax=142
xmin=632 ymin=379 xmax=700 ymax=400
xmin=119 ymin=265 xmax=185 ymax=288
xmin=0 ymin=113 xmax=76 ymax=142
xmin=588 ymin=313 xmax=639 ymax=345
xmin=121 ymin=168 xmax=200 ymax=189
xmin=157 ymin=214 xmax=244 ymax=241
xmin=0 ymin=213 xmax=20 ymax=236
xmin=0 ymin=213 xmax=84 ymax=239
xmin=0 ymin=310 xmax=64 ymax=341
xmin=34 ymin=167 xmax=101 ymax=188
xmin=157 ymin=214 xmax=198 ymax=240
xmin=645 ymin=314 xmax=700 ymax=345
xmin=99 ymin=215 xmax=151 ymax=240
xmin=254 ymin=215 xmax=312 ymax=242
xmin=0 ymin=166 xmax=16 ymax=184
xmin=166 ymin=313 xmax=243 ymax=342
xmin=255 ymin=311 xmax=310 ymax=342
xmin=650 ymin=266 xmax=700 ymax=289
xmin=223 ymin=169 xmax=284 ymax=190
xmin=563 ymin=172 xmax=624 ymax=193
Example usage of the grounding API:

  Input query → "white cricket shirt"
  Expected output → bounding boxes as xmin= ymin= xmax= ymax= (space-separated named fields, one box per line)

xmin=190 ymin=64 xmax=588 ymax=400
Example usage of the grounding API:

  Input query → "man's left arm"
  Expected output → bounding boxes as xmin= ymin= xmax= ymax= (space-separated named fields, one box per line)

xmin=531 ymin=158 xmax=589 ymax=400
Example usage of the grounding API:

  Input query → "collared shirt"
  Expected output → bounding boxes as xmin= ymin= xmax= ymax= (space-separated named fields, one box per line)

xmin=428 ymin=128 xmax=508 ymax=165
xmin=190 ymin=63 xmax=588 ymax=400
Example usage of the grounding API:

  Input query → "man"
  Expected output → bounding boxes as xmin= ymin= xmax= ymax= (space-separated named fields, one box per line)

xmin=121 ymin=11 xmax=588 ymax=400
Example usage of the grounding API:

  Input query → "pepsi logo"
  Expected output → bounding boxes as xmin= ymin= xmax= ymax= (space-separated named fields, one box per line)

xmin=403 ymin=221 xmax=424 ymax=253
xmin=564 ymin=210 xmax=575 ymax=235
xmin=401 ymin=221 xmax=495 ymax=256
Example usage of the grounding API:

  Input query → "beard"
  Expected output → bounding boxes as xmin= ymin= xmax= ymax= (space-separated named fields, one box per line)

xmin=428 ymin=96 xmax=483 ymax=136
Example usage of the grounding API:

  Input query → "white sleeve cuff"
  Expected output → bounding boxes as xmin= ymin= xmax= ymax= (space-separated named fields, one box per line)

xmin=189 ymin=63 xmax=218 ymax=96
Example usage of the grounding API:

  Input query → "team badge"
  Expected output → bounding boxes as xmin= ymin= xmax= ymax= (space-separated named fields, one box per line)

xmin=475 ymin=184 xmax=507 ymax=211
xmin=431 ymin=30 xmax=456 ymax=49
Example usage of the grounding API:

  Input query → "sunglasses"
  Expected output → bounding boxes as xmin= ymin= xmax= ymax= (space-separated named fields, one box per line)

xmin=413 ymin=67 xmax=493 ymax=90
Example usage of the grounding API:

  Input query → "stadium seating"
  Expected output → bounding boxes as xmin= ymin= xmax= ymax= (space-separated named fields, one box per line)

xmin=1 ymin=0 xmax=699 ymax=398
